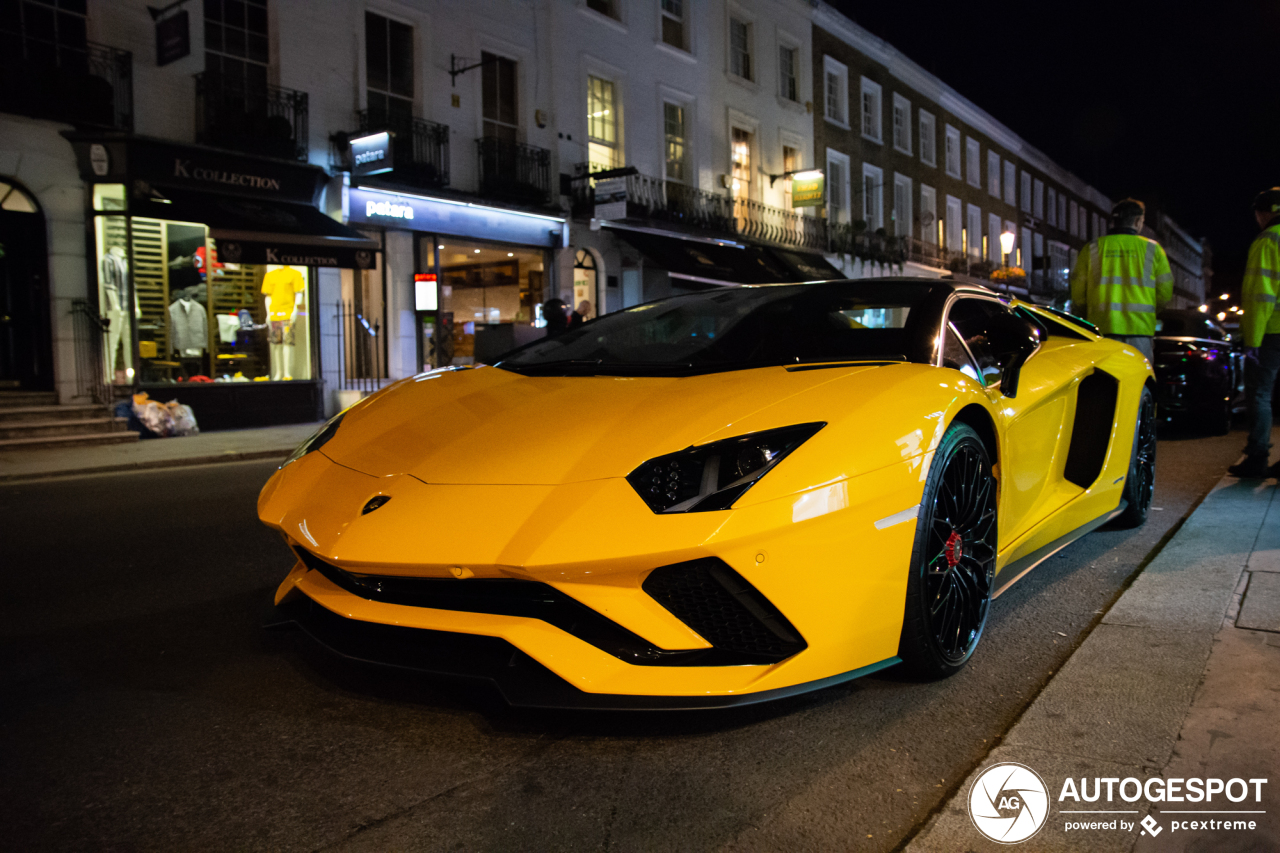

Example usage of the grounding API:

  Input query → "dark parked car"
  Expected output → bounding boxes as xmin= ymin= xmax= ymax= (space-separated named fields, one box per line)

xmin=1153 ymin=309 xmax=1245 ymax=434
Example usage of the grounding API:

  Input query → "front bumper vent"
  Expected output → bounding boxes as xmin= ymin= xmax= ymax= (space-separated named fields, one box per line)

xmin=642 ymin=559 xmax=806 ymax=661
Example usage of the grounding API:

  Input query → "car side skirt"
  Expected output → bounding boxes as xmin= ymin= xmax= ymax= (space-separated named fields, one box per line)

xmin=266 ymin=597 xmax=900 ymax=711
xmin=992 ymin=500 xmax=1127 ymax=599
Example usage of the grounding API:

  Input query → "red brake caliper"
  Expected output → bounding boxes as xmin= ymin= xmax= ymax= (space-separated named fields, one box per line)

xmin=944 ymin=530 xmax=964 ymax=569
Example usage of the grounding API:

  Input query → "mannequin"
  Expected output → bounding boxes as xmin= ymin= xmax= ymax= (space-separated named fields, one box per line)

xmin=101 ymin=246 xmax=129 ymax=382
xmin=262 ymin=266 xmax=306 ymax=381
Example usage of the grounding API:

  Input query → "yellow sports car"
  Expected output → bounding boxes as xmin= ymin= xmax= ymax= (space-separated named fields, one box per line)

xmin=259 ymin=279 xmax=1155 ymax=709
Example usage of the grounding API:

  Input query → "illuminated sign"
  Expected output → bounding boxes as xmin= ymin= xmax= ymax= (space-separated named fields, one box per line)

xmin=366 ymin=199 xmax=415 ymax=220
xmin=351 ymin=131 xmax=394 ymax=177
xmin=790 ymin=170 xmax=824 ymax=208
xmin=415 ymin=273 xmax=438 ymax=311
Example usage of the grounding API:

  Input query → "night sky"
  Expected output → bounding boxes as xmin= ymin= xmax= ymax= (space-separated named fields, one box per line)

xmin=829 ymin=1 xmax=1280 ymax=299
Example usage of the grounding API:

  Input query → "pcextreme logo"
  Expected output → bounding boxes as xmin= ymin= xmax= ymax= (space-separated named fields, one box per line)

xmin=966 ymin=761 xmax=1269 ymax=844
xmin=968 ymin=763 xmax=1050 ymax=844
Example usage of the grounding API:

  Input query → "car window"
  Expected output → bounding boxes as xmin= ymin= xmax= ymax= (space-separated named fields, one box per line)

xmin=947 ymin=298 xmax=1026 ymax=387
xmin=941 ymin=322 xmax=981 ymax=382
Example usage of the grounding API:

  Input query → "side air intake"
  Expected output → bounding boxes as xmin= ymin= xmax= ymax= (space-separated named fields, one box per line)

xmin=1064 ymin=369 xmax=1120 ymax=488
xmin=642 ymin=558 xmax=806 ymax=662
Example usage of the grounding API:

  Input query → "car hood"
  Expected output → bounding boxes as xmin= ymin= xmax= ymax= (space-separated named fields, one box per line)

xmin=317 ymin=364 xmax=884 ymax=484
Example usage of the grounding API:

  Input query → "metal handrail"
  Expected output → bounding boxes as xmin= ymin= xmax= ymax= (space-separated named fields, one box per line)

xmin=476 ymin=137 xmax=552 ymax=204
xmin=195 ymin=72 xmax=309 ymax=161
xmin=0 ymin=34 xmax=133 ymax=130
xmin=354 ymin=110 xmax=451 ymax=188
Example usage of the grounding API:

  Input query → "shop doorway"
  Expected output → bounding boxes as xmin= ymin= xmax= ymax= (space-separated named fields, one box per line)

xmin=0 ymin=179 xmax=53 ymax=390
xmin=573 ymin=249 xmax=599 ymax=320
xmin=438 ymin=237 xmax=546 ymax=364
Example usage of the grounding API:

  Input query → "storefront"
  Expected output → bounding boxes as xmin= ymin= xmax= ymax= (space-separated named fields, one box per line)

xmin=65 ymin=134 xmax=379 ymax=429
xmin=347 ymin=186 xmax=565 ymax=370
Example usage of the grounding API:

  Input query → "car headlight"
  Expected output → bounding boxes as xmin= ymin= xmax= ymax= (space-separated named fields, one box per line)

xmin=283 ymin=411 xmax=346 ymax=467
xmin=627 ymin=423 xmax=825 ymax=513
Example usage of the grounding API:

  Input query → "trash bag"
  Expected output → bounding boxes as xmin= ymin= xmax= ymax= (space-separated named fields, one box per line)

xmin=168 ymin=401 xmax=199 ymax=436
xmin=130 ymin=394 xmax=199 ymax=438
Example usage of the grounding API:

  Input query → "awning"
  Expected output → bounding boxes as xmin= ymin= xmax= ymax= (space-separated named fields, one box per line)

xmin=611 ymin=227 xmax=841 ymax=287
xmin=129 ymin=189 xmax=380 ymax=269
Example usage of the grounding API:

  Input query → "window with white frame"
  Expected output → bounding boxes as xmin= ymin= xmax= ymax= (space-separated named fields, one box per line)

xmin=987 ymin=150 xmax=1001 ymax=198
xmin=729 ymin=17 xmax=752 ymax=81
xmin=860 ymin=77 xmax=882 ymax=142
xmin=1003 ymin=160 xmax=1016 ymax=206
xmin=587 ymin=0 xmax=620 ymax=21
xmin=966 ymin=203 xmax=982 ymax=257
xmin=730 ymin=126 xmax=753 ymax=199
xmin=1020 ymin=171 xmax=1032 ymax=212
xmin=988 ymin=212 xmax=1002 ymax=263
xmin=1021 ymin=226 xmax=1032 ymax=268
xmin=1058 ymin=195 xmax=1067 ymax=231
xmin=893 ymin=173 xmax=912 ymax=238
xmin=663 ymin=101 xmax=688 ymax=182
xmin=892 ymin=94 xmax=911 ymax=154
xmin=1046 ymin=187 xmax=1057 ymax=227
xmin=1068 ymin=199 xmax=1079 ymax=237
xmin=920 ymin=183 xmax=937 ymax=244
xmin=965 ymin=137 xmax=981 ymax=188
xmin=944 ymin=125 xmax=961 ymax=178
xmin=826 ymin=149 xmax=851 ymax=225
xmin=660 ymin=0 xmax=686 ymax=50
xmin=862 ymin=162 xmax=884 ymax=230
xmin=919 ymin=110 xmax=936 ymax=167
xmin=945 ymin=195 xmax=962 ymax=251
xmin=779 ymin=45 xmax=798 ymax=101
xmin=822 ymin=56 xmax=847 ymax=127
xmin=587 ymin=74 xmax=620 ymax=169
xmin=1033 ymin=178 xmax=1045 ymax=219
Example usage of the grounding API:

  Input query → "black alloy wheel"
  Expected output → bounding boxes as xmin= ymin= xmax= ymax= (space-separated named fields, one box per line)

xmin=1115 ymin=387 xmax=1157 ymax=528
xmin=898 ymin=423 xmax=998 ymax=678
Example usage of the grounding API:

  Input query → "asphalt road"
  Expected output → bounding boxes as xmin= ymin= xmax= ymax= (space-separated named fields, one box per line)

xmin=0 ymin=426 xmax=1251 ymax=852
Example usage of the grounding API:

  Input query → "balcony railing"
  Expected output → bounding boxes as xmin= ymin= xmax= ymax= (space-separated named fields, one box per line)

xmin=195 ymin=73 xmax=308 ymax=161
xmin=571 ymin=164 xmax=825 ymax=252
xmin=476 ymin=137 xmax=552 ymax=205
xmin=0 ymin=34 xmax=133 ymax=130
xmin=351 ymin=110 xmax=450 ymax=189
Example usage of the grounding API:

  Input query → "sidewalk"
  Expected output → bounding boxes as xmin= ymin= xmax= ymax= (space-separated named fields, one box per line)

xmin=906 ymin=475 xmax=1280 ymax=852
xmin=0 ymin=421 xmax=320 ymax=482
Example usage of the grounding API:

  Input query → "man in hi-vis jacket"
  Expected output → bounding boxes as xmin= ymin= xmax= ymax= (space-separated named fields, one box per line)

xmin=1230 ymin=188 xmax=1280 ymax=478
xmin=1069 ymin=198 xmax=1173 ymax=362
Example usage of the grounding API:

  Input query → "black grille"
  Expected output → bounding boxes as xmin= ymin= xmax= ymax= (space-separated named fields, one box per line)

xmin=642 ymin=559 xmax=806 ymax=661
xmin=293 ymin=548 xmax=776 ymax=667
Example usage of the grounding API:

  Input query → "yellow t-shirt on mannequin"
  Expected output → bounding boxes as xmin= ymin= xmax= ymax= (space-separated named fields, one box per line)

xmin=262 ymin=267 xmax=305 ymax=321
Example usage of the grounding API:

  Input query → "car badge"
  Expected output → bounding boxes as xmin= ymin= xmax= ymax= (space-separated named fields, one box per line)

xmin=361 ymin=496 xmax=391 ymax=515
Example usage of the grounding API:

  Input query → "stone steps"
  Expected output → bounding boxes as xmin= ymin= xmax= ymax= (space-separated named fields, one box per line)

xmin=0 ymin=392 xmax=139 ymax=451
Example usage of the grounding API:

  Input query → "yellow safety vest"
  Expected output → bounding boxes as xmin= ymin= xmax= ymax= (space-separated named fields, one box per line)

xmin=1242 ymin=223 xmax=1280 ymax=347
xmin=1068 ymin=233 xmax=1173 ymax=335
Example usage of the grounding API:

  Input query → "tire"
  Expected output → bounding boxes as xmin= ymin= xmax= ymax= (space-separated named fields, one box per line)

xmin=897 ymin=422 xmax=998 ymax=679
xmin=1114 ymin=387 xmax=1157 ymax=528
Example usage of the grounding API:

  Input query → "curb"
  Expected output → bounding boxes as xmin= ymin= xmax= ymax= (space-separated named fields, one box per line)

xmin=0 ymin=447 xmax=293 ymax=483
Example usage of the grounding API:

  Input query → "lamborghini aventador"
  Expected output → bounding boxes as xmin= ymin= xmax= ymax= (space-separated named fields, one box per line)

xmin=259 ymin=278 xmax=1155 ymax=709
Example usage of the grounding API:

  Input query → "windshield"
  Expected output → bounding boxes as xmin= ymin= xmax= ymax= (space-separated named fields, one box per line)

xmin=498 ymin=281 xmax=938 ymax=376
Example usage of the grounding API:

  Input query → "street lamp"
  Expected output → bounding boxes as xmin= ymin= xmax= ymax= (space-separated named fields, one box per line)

xmin=999 ymin=230 xmax=1016 ymax=267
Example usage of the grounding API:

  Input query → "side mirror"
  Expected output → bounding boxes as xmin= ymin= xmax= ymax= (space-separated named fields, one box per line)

xmin=992 ymin=315 xmax=1042 ymax=398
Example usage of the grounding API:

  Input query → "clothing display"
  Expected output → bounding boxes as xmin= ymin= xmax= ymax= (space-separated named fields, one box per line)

xmin=217 ymin=313 xmax=242 ymax=344
xmin=268 ymin=319 xmax=296 ymax=346
xmin=262 ymin=267 xmax=305 ymax=321
xmin=168 ymin=297 xmax=208 ymax=353
xmin=101 ymin=248 xmax=131 ymax=379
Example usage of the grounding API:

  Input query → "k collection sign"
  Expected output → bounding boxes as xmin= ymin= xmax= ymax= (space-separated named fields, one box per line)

xmin=965 ymin=761 xmax=1269 ymax=845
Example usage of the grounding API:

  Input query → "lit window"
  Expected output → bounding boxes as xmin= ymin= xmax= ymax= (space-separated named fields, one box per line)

xmin=664 ymin=102 xmax=688 ymax=182
xmin=587 ymin=75 xmax=619 ymax=169
xmin=731 ymin=127 xmax=752 ymax=198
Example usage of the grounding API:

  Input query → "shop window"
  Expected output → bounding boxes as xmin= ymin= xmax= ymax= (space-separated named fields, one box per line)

xmin=587 ymin=75 xmax=619 ymax=170
xmin=482 ymin=52 xmax=518 ymax=145
xmin=664 ymin=102 xmax=688 ymax=183
xmin=92 ymin=183 xmax=125 ymax=212
xmin=573 ymin=249 xmax=598 ymax=324
xmin=365 ymin=11 xmax=414 ymax=127
xmin=205 ymin=0 xmax=268 ymax=92
xmin=103 ymin=216 xmax=314 ymax=385
xmin=438 ymin=239 xmax=547 ymax=365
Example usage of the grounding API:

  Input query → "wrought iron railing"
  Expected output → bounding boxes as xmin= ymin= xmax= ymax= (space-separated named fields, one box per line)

xmin=195 ymin=73 xmax=309 ymax=161
xmin=70 ymin=299 xmax=109 ymax=404
xmin=476 ymin=137 xmax=552 ymax=205
xmin=572 ymin=164 xmax=825 ymax=252
xmin=0 ymin=35 xmax=133 ymax=130
xmin=335 ymin=300 xmax=385 ymax=394
xmin=351 ymin=110 xmax=450 ymax=189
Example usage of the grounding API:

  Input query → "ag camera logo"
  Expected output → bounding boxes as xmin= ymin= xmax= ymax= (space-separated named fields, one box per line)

xmin=968 ymin=762 xmax=1050 ymax=844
